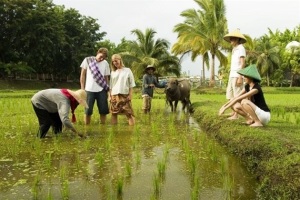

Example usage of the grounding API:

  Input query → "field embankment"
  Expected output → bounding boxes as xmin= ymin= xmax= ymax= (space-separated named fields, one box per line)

xmin=191 ymin=87 xmax=300 ymax=199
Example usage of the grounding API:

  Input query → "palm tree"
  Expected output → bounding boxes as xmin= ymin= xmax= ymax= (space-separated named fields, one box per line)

xmin=172 ymin=0 xmax=228 ymax=86
xmin=284 ymin=41 xmax=300 ymax=87
xmin=120 ymin=28 xmax=180 ymax=79
xmin=255 ymin=35 xmax=280 ymax=86
xmin=172 ymin=32 xmax=210 ymax=83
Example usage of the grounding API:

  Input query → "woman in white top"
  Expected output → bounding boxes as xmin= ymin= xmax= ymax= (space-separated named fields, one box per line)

xmin=109 ymin=54 xmax=136 ymax=125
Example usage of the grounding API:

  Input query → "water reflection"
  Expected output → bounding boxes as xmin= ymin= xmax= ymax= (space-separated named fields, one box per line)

xmin=0 ymin=110 xmax=258 ymax=199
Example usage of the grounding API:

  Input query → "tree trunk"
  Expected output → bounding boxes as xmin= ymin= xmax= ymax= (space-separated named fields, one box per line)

xmin=209 ymin=54 xmax=215 ymax=87
xmin=290 ymin=73 xmax=294 ymax=87
xmin=202 ymin=57 xmax=205 ymax=85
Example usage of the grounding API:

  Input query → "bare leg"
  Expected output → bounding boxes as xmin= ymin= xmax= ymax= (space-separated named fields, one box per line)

xmin=111 ymin=114 xmax=118 ymax=125
xmin=128 ymin=116 xmax=135 ymax=126
xmin=227 ymin=111 xmax=239 ymax=120
xmin=241 ymin=99 xmax=263 ymax=127
xmin=227 ymin=103 xmax=244 ymax=120
xmin=84 ymin=115 xmax=91 ymax=125
xmin=100 ymin=114 xmax=106 ymax=124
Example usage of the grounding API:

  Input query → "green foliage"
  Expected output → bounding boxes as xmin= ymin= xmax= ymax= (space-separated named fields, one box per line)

xmin=0 ymin=0 xmax=106 ymax=80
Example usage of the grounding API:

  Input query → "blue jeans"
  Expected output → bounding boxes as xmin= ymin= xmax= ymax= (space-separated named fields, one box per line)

xmin=85 ymin=90 xmax=109 ymax=115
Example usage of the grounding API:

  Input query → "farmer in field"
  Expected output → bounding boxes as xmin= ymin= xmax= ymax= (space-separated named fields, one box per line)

xmin=31 ymin=89 xmax=88 ymax=138
xmin=218 ymin=65 xmax=271 ymax=127
xmin=141 ymin=65 xmax=165 ymax=114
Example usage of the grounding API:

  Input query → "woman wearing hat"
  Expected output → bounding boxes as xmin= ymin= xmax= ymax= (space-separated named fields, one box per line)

xmin=31 ymin=89 xmax=88 ymax=138
xmin=142 ymin=65 xmax=165 ymax=114
xmin=223 ymin=29 xmax=247 ymax=119
xmin=218 ymin=65 xmax=271 ymax=127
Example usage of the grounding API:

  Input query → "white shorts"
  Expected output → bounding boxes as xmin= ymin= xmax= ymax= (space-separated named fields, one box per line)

xmin=255 ymin=107 xmax=271 ymax=125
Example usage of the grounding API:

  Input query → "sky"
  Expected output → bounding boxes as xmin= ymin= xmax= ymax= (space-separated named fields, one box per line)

xmin=52 ymin=0 xmax=300 ymax=76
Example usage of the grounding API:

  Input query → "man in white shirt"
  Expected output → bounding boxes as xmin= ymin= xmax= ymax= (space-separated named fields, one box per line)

xmin=223 ymin=29 xmax=247 ymax=119
xmin=80 ymin=48 xmax=110 ymax=124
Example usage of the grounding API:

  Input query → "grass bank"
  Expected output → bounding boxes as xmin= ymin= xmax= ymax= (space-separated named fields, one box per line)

xmin=1 ymin=80 xmax=300 ymax=199
xmin=191 ymin=87 xmax=300 ymax=199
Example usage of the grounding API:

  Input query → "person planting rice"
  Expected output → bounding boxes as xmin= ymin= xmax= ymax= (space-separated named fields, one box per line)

xmin=218 ymin=65 xmax=271 ymax=127
xmin=31 ymin=89 xmax=88 ymax=138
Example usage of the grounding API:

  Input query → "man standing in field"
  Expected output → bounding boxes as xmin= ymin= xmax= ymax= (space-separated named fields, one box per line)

xmin=223 ymin=29 xmax=247 ymax=119
xmin=80 ymin=48 xmax=110 ymax=125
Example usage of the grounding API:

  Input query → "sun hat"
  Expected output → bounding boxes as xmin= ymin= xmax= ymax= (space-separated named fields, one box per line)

xmin=145 ymin=65 xmax=155 ymax=71
xmin=69 ymin=89 xmax=89 ymax=108
xmin=237 ymin=65 xmax=261 ymax=82
xmin=224 ymin=29 xmax=247 ymax=44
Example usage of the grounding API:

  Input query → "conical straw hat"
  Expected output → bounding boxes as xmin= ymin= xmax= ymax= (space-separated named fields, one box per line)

xmin=238 ymin=65 xmax=261 ymax=82
xmin=69 ymin=89 xmax=89 ymax=108
xmin=224 ymin=29 xmax=247 ymax=44
xmin=145 ymin=65 xmax=156 ymax=72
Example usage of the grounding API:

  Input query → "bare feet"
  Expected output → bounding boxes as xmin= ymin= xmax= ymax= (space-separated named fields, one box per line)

xmin=250 ymin=122 xmax=263 ymax=127
xmin=245 ymin=119 xmax=254 ymax=125
xmin=227 ymin=116 xmax=239 ymax=120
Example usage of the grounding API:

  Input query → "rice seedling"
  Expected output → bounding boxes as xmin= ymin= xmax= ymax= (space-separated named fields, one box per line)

xmin=157 ymin=159 xmax=166 ymax=180
xmin=125 ymin=161 xmax=132 ymax=178
xmin=163 ymin=143 xmax=170 ymax=161
xmin=59 ymin=165 xmax=70 ymax=199
xmin=116 ymin=175 xmax=124 ymax=197
xmin=31 ymin=171 xmax=41 ymax=200
xmin=207 ymin=142 xmax=218 ymax=162
xmin=47 ymin=188 xmax=53 ymax=200
xmin=152 ymin=172 xmax=161 ymax=198
xmin=43 ymin=151 xmax=53 ymax=170
xmin=105 ymin=132 xmax=114 ymax=156
xmin=191 ymin=172 xmax=201 ymax=200
xmin=104 ymin=181 xmax=115 ymax=200
xmin=83 ymin=138 xmax=91 ymax=151
xmin=95 ymin=149 xmax=105 ymax=167
xmin=74 ymin=151 xmax=82 ymax=169
xmin=134 ymin=150 xmax=141 ymax=168
xmin=220 ymin=156 xmax=234 ymax=198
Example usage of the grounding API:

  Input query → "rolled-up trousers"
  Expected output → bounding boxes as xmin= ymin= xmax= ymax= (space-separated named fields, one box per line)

xmin=32 ymin=103 xmax=62 ymax=138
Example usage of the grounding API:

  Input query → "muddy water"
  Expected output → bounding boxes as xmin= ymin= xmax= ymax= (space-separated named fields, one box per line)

xmin=0 ymin=110 xmax=258 ymax=199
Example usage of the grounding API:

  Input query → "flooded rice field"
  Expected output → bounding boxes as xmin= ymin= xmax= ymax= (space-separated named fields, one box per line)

xmin=0 ymin=104 xmax=258 ymax=199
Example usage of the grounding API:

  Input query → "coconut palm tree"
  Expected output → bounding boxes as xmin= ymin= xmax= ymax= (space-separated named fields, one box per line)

xmin=172 ymin=0 xmax=228 ymax=86
xmin=255 ymin=35 xmax=280 ymax=86
xmin=284 ymin=41 xmax=300 ymax=87
xmin=120 ymin=28 xmax=180 ymax=79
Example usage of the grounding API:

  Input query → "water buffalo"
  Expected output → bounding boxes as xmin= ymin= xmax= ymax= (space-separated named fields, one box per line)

xmin=165 ymin=78 xmax=194 ymax=113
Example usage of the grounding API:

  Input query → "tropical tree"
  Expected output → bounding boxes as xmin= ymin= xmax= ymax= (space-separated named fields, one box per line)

xmin=172 ymin=0 xmax=228 ymax=86
xmin=120 ymin=28 xmax=180 ymax=79
xmin=283 ymin=41 xmax=300 ymax=87
xmin=254 ymin=35 xmax=280 ymax=86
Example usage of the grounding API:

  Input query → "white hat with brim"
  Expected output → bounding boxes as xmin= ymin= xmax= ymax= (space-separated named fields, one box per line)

xmin=145 ymin=65 xmax=156 ymax=71
xmin=68 ymin=89 xmax=89 ymax=108
xmin=224 ymin=29 xmax=247 ymax=44
xmin=238 ymin=65 xmax=261 ymax=82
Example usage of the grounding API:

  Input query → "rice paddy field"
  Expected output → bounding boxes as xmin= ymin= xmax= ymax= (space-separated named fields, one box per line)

xmin=0 ymin=81 xmax=300 ymax=199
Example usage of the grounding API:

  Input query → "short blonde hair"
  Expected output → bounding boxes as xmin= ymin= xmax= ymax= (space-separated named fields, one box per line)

xmin=111 ymin=54 xmax=125 ymax=71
